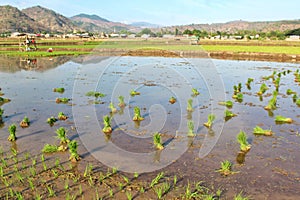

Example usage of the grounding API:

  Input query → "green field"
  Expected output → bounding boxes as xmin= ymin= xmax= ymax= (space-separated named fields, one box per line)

xmin=1 ymin=38 xmax=300 ymax=57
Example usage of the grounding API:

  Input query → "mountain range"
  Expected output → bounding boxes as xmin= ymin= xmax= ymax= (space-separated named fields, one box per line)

xmin=1 ymin=5 xmax=300 ymax=34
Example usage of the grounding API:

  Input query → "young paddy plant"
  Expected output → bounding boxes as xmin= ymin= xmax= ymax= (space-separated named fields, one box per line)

xmin=102 ymin=115 xmax=112 ymax=134
xmin=150 ymin=172 xmax=164 ymax=188
xmin=53 ymin=87 xmax=65 ymax=93
xmin=56 ymin=127 xmax=70 ymax=145
xmin=192 ymin=88 xmax=200 ymax=96
xmin=68 ymin=140 xmax=80 ymax=162
xmin=85 ymin=91 xmax=105 ymax=98
xmin=218 ymin=100 xmax=233 ymax=108
xmin=130 ymin=89 xmax=140 ymax=96
xmin=246 ymin=78 xmax=254 ymax=89
xmin=109 ymin=102 xmax=117 ymax=113
xmin=118 ymin=95 xmax=126 ymax=107
xmin=55 ymin=97 xmax=70 ymax=103
xmin=169 ymin=96 xmax=176 ymax=104
xmin=58 ymin=112 xmax=68 ymax=120
xmin=296 ymin=98 xmax=300 ymax=106
xmin=253 ymin=125 xmax=274 ymax=136
xmin=264 ymin=91 xmax=278 ymax=110
xmin=286 ymin=89 xmax=296 ymax=95
xmin=203 ymin=113 xmax=216 ymax=128
xmin=153 ymin=132 xmax=164 ymax=150
xmin=187 ymin=98 xmax=193 ymax=112
xmin=237 ymin=131 xmax=251 ymax=152
xmin=0 ymin=107 xmax=3 ymax=121
xmin=47 ymin=116 xmax=57 ymax=126
xmin=187 ymin=120 xmax=196 ymax=137
xmin=292 ymin=94 xmax=298 ymax=103
xmin=8 ymin=124 xmax=17 ymax=141
xmin=257 ymin=83 xmax=269 ymax=95
xmin=224 ymin=109 xmax=237 ymax=118
xmin=275 ymin=115 xmax=293 ymax=123
xmin=132 ymin=106 xmax=144 ymax=121
xmin=20 ymin=116 xmax=30 ymax=128
xmin=216 ymin=160 xmax=235 ymax=176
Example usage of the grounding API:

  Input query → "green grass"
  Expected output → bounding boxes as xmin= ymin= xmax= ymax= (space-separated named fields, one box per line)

xmin=202 ymin=45 xmax=300 ymax=54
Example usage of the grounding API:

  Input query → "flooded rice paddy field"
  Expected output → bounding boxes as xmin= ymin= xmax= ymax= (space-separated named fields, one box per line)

xmin=0 ymin=55 xmax=299 ymax=199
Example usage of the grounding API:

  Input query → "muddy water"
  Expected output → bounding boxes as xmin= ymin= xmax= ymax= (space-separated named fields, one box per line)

xmin=0 ymin=55 xmax=299 ymax=199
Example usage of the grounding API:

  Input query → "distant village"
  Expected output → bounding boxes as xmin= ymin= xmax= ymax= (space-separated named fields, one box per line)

xmin=3 ymin=28 xmax=300 ymax=42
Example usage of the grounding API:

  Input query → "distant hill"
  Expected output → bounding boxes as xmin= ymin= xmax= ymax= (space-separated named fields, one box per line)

xmin=70 ymin=13 xmax=139 ymax=33
xmin=160 ymin=20 xmax=300 ymax=33
xmin=130 ymin=22 xmax=161 ymax=28
xmin=22 ymin=6 xmax=78 ymax=33
xmin=0 ymin=5 xmax=46 ymax=33
xmin=1 ymin=4 xmax=300 ymax=34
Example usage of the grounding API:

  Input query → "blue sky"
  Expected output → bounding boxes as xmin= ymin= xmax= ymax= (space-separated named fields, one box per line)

xmin=1 ymin=0 xmax=299 ymax=26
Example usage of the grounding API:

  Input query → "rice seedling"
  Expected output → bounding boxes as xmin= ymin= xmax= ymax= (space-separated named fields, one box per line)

xmin=0 ymin=97 xmax=11 ymax=104
xmin=35 ymin=192 xmax=42 ymax=200
xmin=57 ymin=112 xmax=68 ymax=120
xmin=234 ymin=192 xmax=249 ymax=200
xmin=257 ymin=83 xmax=268 ymax=95
xmin=27 ymin=177 xmax=35 ymax=191
xmin=102 ymin=115 xmax=112 ymax=134
xmin=286 ymin=89 xmax=296 ymax=95
xmin=0 ymin=107 xmax=4 ymax=121
xmin=109 ymin=102 xmax=117 ymax=113
xmin=109 ymin=189 xmax=114 ymax=197
xmin=218 ymin=100 xmax=233 ymax=108
xmin=153 ymin=132 xmax=164 ymax=150
xmin=236 ymin=93 xmax=243 ymax=102
xmin=19 ymin=116 xmax=30 ymax=128
xmin=29 ymin=166 xmax=36 ymax=176
xmin=245 ymin=78 xmax=254 ymax=89
xmin=173 ymin=175 xmax=177 ymax=186
xmin=216 ymin=160 xmax=234 ymax=176
xmin=275 ymin=115 xmax=293 ymax=123
xmin=118 ymin=95 xmax=126 ymax=107
xmin=134 ymin=172 xmax=139 ymax=178
xmin=53 ymin=87 xmax=65 ymax=93
xmin=42 ymin=144 xmax=59 ymax=153
xmin=187 ymin=98 xmax=193 ymax=112
xmin=296 ymin=98 xmax=300 ymax=106
xmin=264 ymin=91 xmax=278 ymax=110
xmin=192 ymin=88 xmax=200 ymax=96
xmin=16 ymin=171 xmax=24 ymax=183
xmin=56 ymin=127 xmax=70 ymax=144
xmin=150 ymin=172 xmax=164 ymax=188
xmin=46 ymin=185 xmax=55 ymax=197
xmin=64 ymin=179 xmax=69 ymax=190
xmin=187 ymin=120 xmax=196 ymax=137
xmin=85 ymin=91 xmax=105 ymax=98
xmin=237 ymin=131 xmax=251 ymax=152
xmin=292 ymin=94 xmax=298 ymax=103
xmin=224 ymin=109 xmax=237 ymax=118
xmin=15 ymin=191 xmax=23 ymax=200
xmin=68 ymin=140 xmax=80 ymax=162
xmin=154 ymin=186 xmax=163 ymax=199
xmin=125 ymin=191 xmax=132 ymax=200
xmin=84 ymin=163 xmax=93 ymax=177
xmin=253 ymin=126 xmax=274 ymax=136
xmin=47 ymin=116 xmax=57 ymax=126
xmin=203 ymin=113 xmax=216 ymax=128
xmin=132 ymin=106 xmax=144 ymax=121
xmin=8 ymin=124 xmax=17 ymax=141
xmin=274 ymin=77 xmax=280 ymax=90
xmin=130 ymin=89 xmax=140 ymax=96
xmin=184 ymin=183 xmax=198 ymax=199
xmin=52 ymin=169 xmax=59 ymax=178
xmin=55 ymin=97 xmax=70 ymax=103
xmin=169 ymin=96 xmax=176 ymax=104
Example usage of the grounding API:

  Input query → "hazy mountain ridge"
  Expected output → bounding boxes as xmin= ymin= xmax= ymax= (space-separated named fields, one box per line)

xmin=1 ymin=4 xmax=300 ymax=34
